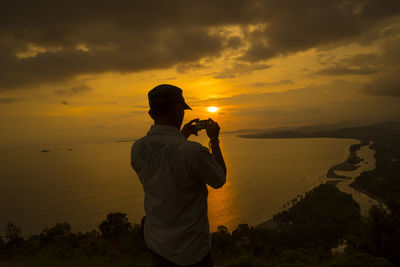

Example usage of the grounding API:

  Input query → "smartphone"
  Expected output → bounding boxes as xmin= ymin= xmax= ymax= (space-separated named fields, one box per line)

xmin=196 ymin=119 xmax=209 ymax=131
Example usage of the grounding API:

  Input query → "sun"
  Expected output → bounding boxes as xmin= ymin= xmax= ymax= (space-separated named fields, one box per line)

xmin=206 ymin=106 xmax=219 ymax=113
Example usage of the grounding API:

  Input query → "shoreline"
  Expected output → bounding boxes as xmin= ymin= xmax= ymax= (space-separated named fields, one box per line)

xmin=349 ymin=184 xmax=388 ymax=208
xmin=326 ymin=142 xmax=364 ymax=179
xmin=256 ymin=139 xmax=376 ymax=229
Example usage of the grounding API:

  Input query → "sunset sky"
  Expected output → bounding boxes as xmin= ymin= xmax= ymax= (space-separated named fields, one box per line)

xmin=1 ymin=1 xmax=400 ymax=145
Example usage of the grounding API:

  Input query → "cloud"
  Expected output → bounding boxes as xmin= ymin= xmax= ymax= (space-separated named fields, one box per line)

xmin=240 ymin=0 xmax=400 ymax=62
xmin=316 ymin=53 xmax=379 ymax=75
xmin=192 ymin=80 xmax=354 ymax=107
xmin=317 ymin=66 xmax=378 ymax=75
xmin=214 ymin=63 xmax=272 ymax=79
xmin=1 ymin=0 xmax=400 ymax=90
xmin=0 ymin=29 xmax=226 ymax=90
xmin=363 ymin=73 xmax=400 ymax=97
xmin=102 ymin=101 xmax=118 ymax=105
xmin=161 ymin=77 xmax=177 ymax=81
xmin=250 ymin=79 xmax=293 ymax=87
xmin=0 ymin=97 xmax=26 ymax=104
xmin=176 ymin=62 xmax=207 ymax=74
xmin=194 ymin=80 xmax=400 ymax=126
xmin=311 ymin=35 xmax=400 ymax=97
xmin=0 ymin=1 xmax=257 ymax=90
xmin=54 ymin=85 xmax=93 ymax=96
xmin=362 ymin=37 xmax=400 ymax=96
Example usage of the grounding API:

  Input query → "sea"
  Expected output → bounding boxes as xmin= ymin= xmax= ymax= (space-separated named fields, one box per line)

xmin=0 ymin=135 xmax=359 ymax=236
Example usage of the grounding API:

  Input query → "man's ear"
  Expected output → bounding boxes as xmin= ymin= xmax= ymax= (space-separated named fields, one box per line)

xmin=173 ymin=103 xmax=179 ymax=113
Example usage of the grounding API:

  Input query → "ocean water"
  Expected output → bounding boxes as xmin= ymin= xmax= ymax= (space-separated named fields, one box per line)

xmin=0 ymin=135 xmax=358 ymax=235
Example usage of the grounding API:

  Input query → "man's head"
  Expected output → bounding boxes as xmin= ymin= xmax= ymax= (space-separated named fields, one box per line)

xmin=148 ymin=84 xmax=191 ymax=128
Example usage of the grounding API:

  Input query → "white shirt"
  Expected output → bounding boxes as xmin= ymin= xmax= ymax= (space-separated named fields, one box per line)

xmin=130 ymin=124 xmax=226 ymax=265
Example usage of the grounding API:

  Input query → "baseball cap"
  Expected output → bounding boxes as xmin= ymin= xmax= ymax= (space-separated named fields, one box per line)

xmin=148 ymin=84 xmax=191 ymax=110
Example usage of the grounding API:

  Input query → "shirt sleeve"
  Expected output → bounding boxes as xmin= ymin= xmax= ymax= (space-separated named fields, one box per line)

xmin=190 ymin=145 xmax=226 ymax=189
xmin=131 ymin=140 xmax=145 ymax=181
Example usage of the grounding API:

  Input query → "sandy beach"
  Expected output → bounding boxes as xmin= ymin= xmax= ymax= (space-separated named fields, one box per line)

xmin=326 ymin=143 xmax=364 ymax=179
xmin=256 ymin=139 xmax=374 ymax=229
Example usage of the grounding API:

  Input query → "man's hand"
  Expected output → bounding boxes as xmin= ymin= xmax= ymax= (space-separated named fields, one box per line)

xmin=206 ymin=118 xmax=220 ymax=140
xmin=181 ymin=118 xmax=199 ymax=139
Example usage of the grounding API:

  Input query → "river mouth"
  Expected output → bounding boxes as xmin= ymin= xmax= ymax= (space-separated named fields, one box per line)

xmin=326 ymin=141 xmax=386 ymax=215
xmin=257 ymin=140 xmax=386 ymax=230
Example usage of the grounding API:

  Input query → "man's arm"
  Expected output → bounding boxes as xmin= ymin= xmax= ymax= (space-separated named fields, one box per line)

xmin=191 ymin=145 xmax=226 ymax=189
xmin=207 ymin=119 xmax=227 ymax=175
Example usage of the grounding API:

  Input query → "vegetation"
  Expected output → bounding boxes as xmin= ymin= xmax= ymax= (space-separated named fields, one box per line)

xmin=351 ymin=135 xmax=400 ymax=217
xmin=0 ymin=213 xmax=150 ymax=267
xmin=1 ymin=184 xmax=397 ymax=266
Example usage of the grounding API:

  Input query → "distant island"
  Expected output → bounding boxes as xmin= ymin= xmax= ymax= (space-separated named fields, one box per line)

xmin=115 ymin=138 xmax=137 ymax=143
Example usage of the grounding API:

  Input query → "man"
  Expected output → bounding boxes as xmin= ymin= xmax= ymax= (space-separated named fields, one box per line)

xmin=131 ymin=84 xmax=227 ymax=266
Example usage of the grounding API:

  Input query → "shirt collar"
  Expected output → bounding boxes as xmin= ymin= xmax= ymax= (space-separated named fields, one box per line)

xmin=147 ymin=124 xmax=183 ymax=137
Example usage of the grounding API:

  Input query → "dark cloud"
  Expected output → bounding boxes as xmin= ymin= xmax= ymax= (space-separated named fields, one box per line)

xmin=241 ymin=0 xmax=400 ymax=62
xmin=176 ymin=62 xmax=207 ymax=74
xmin=317 ymin=54 xmax=337 ymax=66
xmin=214 ymin=63 xmax=272 ymax=79
xmin=226 ymin=36 xmax=243 ymax=49
xmin=317 ymin=53 xmax=379 ymax=75
xmin=0 ymin=0 xmax=258 ymax=90
xmin=366 ymin=38 xmax=400 ymax=96
xmin=363 ymin=73 xmax=400 ymax=97
xmin=362 ymin=37 xmax=400 ymax=97
xmin=0 ymin=28 xmax=226 ymax=89
xmin=0 ymin=97 xmax=25 ymax=104
xmin=317 ymin=66 xmax=377 ymax=75
xmin=54 ymin=85 xmax=92 ymax=96
xmin=250 ymin=79 xmax=293 ymax=87
xmin=1 ymin=0 xmax=400 ymax=90
xmin=311 ymin=35 xmax=400 ymax=97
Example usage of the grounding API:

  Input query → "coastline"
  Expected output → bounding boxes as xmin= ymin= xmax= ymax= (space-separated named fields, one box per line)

xmin=256 ymin=139 xmax=379 ymax=229
xmin=349 ymin=184 xmax=387 ymax=208
xmin=326 ymin=142 xmax=364 ymax=179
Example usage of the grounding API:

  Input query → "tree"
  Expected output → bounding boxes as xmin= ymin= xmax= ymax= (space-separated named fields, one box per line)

xmin=232 ymin=224 xmax=251 ymax=243
xmin=211 ymin=225 xmax=236 ymax=256
xmin=40 ymin=222 xmax=71 ymax=244
xmin=98 ymin=212 xmax=132 ymax=239
xmin=4 ymin=222 xmax=23 ymax=244
xmin=363 ymin=205 xmax=400 ymax=265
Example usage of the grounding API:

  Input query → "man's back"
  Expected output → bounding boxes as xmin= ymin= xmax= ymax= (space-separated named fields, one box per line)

xmin=131 ymin=124 xmax=225 ymax=265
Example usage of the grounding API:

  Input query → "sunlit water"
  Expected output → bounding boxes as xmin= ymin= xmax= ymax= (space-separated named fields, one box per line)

xmin=0 ymin=135 xmax=359 ymax=236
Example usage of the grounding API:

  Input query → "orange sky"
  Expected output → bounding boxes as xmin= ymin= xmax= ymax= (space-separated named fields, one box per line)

xmin=1 ymin=1 xmax=400 ymax=145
